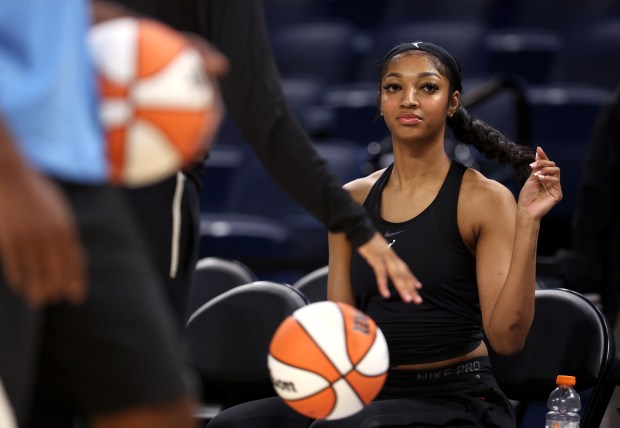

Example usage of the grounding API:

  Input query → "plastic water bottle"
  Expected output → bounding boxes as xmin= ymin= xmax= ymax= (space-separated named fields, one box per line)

xmin=545 ymin=375 xmax=581 ymax=428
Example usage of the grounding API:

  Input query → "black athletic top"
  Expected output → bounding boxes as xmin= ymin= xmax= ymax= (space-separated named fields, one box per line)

xmin=115 ymin=0 xmax=376 ymax=248
xmin=350 ymin=161 xmax=483 ymax=365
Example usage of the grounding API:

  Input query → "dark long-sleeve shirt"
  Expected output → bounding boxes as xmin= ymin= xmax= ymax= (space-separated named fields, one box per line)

xmin=571 ymin=88 xmax=620 ymax=299
xmin=115 ymin=0 xmax=375 ymax=248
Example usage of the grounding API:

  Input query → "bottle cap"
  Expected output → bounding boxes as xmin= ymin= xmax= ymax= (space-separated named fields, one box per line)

xmin=556 ymin=375 xmax=576 ymax=387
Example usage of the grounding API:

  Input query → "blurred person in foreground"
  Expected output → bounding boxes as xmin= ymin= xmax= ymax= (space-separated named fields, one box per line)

xmin=0 ymin=1 xmax=226 ymax=426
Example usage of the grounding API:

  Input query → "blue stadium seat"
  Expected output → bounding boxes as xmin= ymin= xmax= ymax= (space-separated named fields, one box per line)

xmin=322 ymin=0 xmax=387 ymax=30
xmin=263 ymin=0 xmax=326 ymax=30
xmin=280 ymin=76 xmax=333 ymax=136
xmin=551 ymin=19 xmax=620 ymax=91
xmin=200 ymin=144 xmax=247 ymax=213
xmin=270 ymin=19 xmax=369 ymax=85
xmin=500 ymin=0 xmax=618 ymax=32
xmin=380 ymin=0 xmax=496 ymax=27
xmin=321 ymin=81 xmax=388 ymax=145
xmin=199 ymin=139 xmax=369 ymax=274
xmin=485 ymin=29 xmax=563 ymax=85
xmin=526 ymin=85 xmax=609 ymax=219
xmin=357 ymin=22 xmax=490 ymax=82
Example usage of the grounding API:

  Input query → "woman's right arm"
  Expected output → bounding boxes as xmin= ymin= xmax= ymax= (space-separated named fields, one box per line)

xmin=327 ymin=230 xmax=355 ymax=306
xmin=327 ymin=178 xmax=374 ymax=305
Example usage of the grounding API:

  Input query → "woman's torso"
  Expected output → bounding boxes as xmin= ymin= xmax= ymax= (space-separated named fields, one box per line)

xmin=350 ymin=160 xmax=484 ymax=368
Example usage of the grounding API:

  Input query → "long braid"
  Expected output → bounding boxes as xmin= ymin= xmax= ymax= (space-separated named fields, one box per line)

xmin=447 ymin=105 xmax=534 ymax=178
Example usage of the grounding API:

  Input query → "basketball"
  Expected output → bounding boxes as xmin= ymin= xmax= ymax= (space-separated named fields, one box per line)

xmin=268 ymin=301 xmax=389 ymax=420
xmin=88 ymin=17 xmax=220 ymax=187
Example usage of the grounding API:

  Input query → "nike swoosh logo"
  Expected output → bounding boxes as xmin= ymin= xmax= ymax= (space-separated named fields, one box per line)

xmin=384 ymin=230 xmax=406 ymax=238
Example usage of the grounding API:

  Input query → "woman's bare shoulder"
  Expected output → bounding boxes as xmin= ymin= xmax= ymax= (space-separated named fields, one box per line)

xmin=461 ymin=168 xmax=517 ymax=218
xmin=343 ymin=168 xmax=386 ymax=205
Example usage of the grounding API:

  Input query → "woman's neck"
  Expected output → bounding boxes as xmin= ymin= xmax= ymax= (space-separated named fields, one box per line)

xmin=390 ymin=139 xmax=452 ymax=189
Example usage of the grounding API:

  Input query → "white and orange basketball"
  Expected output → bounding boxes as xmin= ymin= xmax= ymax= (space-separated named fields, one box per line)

xmin=88 ymin=17 xmax=220 ymax=187
xmin=268 ymin=301 xmax=389 ymax=420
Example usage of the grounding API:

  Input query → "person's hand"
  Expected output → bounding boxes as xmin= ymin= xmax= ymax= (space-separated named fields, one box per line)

xmin=518 ymin=146 xmax=563 ymax=220
xmin=0 ymin=166 xmax=86 ymax=308
xmin=183 ymin=32 xmax=230 ymax=77
xmin=356 ymin=232 xmax=422 ymax=303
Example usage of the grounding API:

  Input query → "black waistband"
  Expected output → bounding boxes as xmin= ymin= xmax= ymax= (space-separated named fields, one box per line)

xmin=389 ymin=356 xmax=491 ymax=382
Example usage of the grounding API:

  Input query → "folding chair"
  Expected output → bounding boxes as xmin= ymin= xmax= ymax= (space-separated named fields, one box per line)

xmin=488 ymin=288 xmax=617 ymax=427
xmin=184 ymin=281 xmax=308 ymax=423
xmin=185 ymin=257 xmax=257 ymax=318
xmin=293 ymin=265 xmax=329 ymax=303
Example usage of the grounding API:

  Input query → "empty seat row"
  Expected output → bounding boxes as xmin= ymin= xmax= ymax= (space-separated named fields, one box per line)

xmin=204 ymin=79 xmax=610 ymax=257
xmin=268 ymin=18 xmax=620 ymax=90
xmin=264 ymin=0 xmax=620 ymax=33
xmin=199 ymin=139 xmax=369 ymax=275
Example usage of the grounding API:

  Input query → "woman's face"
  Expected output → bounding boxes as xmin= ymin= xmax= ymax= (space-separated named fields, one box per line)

xmin=380 ymin=52 xmax=458 ymax=144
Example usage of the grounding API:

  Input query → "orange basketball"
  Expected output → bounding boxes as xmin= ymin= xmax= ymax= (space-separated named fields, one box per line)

xmin=268 ymin=301 xmax=389 ymax=420
xmin=88 ymin=17 xmax=220 ymax=187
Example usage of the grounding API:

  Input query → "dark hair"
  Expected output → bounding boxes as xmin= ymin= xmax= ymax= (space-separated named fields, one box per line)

xmin=380 ymin=42 xmax=534 ymax=177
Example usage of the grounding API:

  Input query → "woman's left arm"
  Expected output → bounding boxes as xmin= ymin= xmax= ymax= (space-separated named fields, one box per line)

xmin=477 ymin=147 xmax=562 ymax=356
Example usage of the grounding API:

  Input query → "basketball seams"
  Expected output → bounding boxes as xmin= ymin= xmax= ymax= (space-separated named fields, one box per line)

xmin=136 ymin=19 xmax=186 ymax=78
xmin=337 ymin=304 xmax=382 ymax=413
xmin=293 ymin=302 xmax=351 ymax=375
xmin=268 ymin=352 xmax=332 ymax=382
xmin=340 ymin=303 xmax=353 ymax=371
xmin=89 ymin=17 xmax=214 ymax=187
xmin=341 ymin=303 xmax=377 ymax=368
xmin=294 ymin=314 xmax=343 ymax=378
xmin=285 ymin=387 xmax=338 ymax=420
xmin=284 ymin=385 xmax=335 ymax=403
xmin=268 ymin=302 xmax=389 ymax=420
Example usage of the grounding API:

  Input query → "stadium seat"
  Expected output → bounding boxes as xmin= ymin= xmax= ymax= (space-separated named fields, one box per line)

xmin=380 ymin=0 xmax=496 ymax=27
xmin=263 ymin=0 xmax=326 ymax=30
xmin=322 ymin=0 xmax=387 ymax=31
xmin=526 ymin=85 xmax=609 ymax=220
xmin=280 ymin=76 xmax=333 ymax=136
xmin=488 ymin=288 xmax=617 ymax=428
xmin=551 ymin=18 xmax=620 ymax=91
xmin=357 ymin=21 xmax=490 ymax=82
xmin=185 ymin=281 xmax=308 ymax=421
xmin=321 ymin=82 xmax=388 ymax=145
xmin=270 ymin=19 xmax=369 ymax=85
xmin=501 ymin=0 xmax=618 ymax=32
xmin=199 ymin=139 xmax=368 ymax=274
xmin=200 ymin=144 xmax=248 ymax=213
xmin=485 ymin=28 xmax=563 ymax=85
xmin=185 ymin=257 xmax=257 ymax=318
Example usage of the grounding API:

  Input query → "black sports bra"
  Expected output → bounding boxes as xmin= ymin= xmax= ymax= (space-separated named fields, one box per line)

xmin=349 ymin=161 xmax=483 ymax=365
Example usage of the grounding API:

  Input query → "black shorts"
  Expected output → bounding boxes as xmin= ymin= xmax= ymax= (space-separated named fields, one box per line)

xmin=0 ymin=181 xmax=190 ymax=425
xmin=208 ymin=357 xmax=515 ymax=428
xmin=122 ymin=172 xmax=202 ymax=329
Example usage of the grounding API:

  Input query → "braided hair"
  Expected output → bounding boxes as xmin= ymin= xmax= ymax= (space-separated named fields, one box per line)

xmin=380 ymin=42 xmax=534 ymax=177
